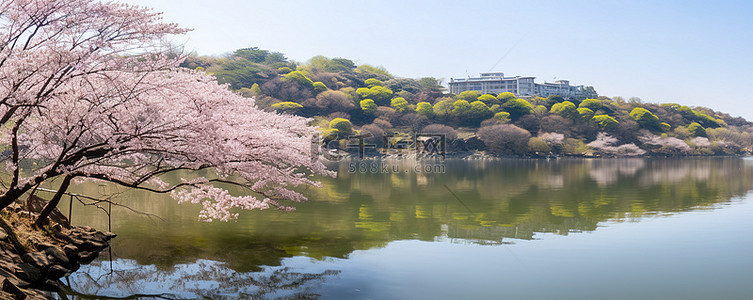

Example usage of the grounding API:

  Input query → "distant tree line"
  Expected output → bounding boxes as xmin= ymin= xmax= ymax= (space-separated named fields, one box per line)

xmin=182 ymin=47 xmax=753 ymax=157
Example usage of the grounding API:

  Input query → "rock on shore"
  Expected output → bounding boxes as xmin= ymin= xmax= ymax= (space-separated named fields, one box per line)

xmin=0 ymin=204 xmax=116 ymax=299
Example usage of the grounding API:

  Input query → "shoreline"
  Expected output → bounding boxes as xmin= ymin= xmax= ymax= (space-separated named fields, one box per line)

xmin=325 ymin=150 xmax=750 ymax=161
xmin=0 ymin=202 xmax=115 ymax=299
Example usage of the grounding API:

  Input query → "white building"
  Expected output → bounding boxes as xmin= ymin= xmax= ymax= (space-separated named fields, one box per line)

xmin=448 ymin=72 xmax=597 ymax=99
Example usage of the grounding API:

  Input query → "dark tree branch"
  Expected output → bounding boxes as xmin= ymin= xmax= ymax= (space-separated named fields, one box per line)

xmin=35 ymin=174 xmax=74 ymax=228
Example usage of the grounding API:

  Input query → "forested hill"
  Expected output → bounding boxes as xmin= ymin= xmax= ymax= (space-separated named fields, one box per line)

xmin=181 ymin=47 xmax=753 ymax=157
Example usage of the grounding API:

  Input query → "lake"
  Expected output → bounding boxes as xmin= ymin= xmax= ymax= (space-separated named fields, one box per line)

xmin=57 ymin=158 xmax=753 ymax=299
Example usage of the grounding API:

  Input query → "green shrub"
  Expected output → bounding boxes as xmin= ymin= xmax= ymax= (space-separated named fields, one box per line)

xmin=577 ymin=107 xmax=595 ymax=121
xmin=360 ymin=99 xmax=377 ymax=115
xmin=415 ymin=102 xmax=434 ymax=117
xmin=250 ymin=83 xmax=262 ymax=95
xmin=550 ymin=101 xmax=578 ymax=119
xmin=284 ymin=70 xmax=314 ymax=88
xmin=496 ymin=92 xmax=516 ymax=102
xmin=390 ymin=97 xmax=409 ymax=112
xmin=493 ymin=111 xmax=511 ymax=123
xmin=545 ymin=95 xmax=565 ymax=106
xmin=528 ymin=137 xmax=551 ymax=153
xmin=533 ymin=105 xmax=548 ymax=116
xmin=579 ymin=98 xmax=602 ymax=111
xmin=356 ymin=86 xmax=393 ymax=105
xmin=452 ymin=100 xmax=471 ymax=116
xmin=688 ymin=122 xmax=706 ymax=137
xmin=329 ymin=118 xmax=353 ymax=135
xmin=364 ymin=78 xmax=383 ymax=88
xmin=271 ymin=101 xmax=303 ymax=114
xmin=432 ymin=98 xmax=455 ymax=121
xmin=563 ymin=138 xmax=588 ymax=155
xmin=313 ymin=81 xmax=328 ymax=93
xmin=629 ymin=107 xmax=661 ymax=129
xmin=320 ymin=128 xmax=340 ymax=142
xmin=673 ymin=126 xmax=692 ymax=139
xmin=501 ymin=98 xmax=533 ymax=121
xmin=592 ymin=114 xmax=619 ymax=130
xmin=456 ymin=90 xmax=481 ymax=102
xmin=477 ymin=94 xmax=498 ymax=105
xmin=658 ymin=122 xmax=671 ymax=132
xmin=675 ymin=105 xmax=723 ymax=128
xmin=468 ymin=100 xmax=493 ymax=121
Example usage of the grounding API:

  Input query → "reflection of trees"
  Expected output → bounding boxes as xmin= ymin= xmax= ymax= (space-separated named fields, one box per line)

xmin=588 ymin=158 xmax=645 ymax=186
xmin=64 ymin=258 xmax=338 ymax=299
xmin=64 ymin=158 xmax=753 ymax=280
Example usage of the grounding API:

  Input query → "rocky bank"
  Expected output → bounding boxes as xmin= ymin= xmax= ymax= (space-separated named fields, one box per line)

xmin=0 ymin=202 xmax=115 ymax=299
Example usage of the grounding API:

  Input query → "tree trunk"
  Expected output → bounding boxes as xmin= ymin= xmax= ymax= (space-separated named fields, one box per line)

xmin=0 ymin=217 xmax=28 ymax=255
xmin=0 ymin=188 xmax=27 ymax=211
xmin=0 ymin=173 xmax=55 ymax=211
xmin=35 ymin=175 xmax=73 ymax=228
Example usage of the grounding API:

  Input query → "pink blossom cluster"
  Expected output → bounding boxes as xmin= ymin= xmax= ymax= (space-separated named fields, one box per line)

xmin=690 ymin=137 xmax=711 ymax=147
xmin=540 ymin=132 xmax=565 ymax=146
xmin=587 ymin=132 xmax=646 ymax=156
xmin=638 ymin=134 xmax=691 ymax=154
xmin=0 ymin=0 xmax=332 ymax=221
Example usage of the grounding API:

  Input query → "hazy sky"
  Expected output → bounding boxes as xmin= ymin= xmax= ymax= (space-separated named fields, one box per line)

xmin=126 ymin=0 xmax=753 ymax=120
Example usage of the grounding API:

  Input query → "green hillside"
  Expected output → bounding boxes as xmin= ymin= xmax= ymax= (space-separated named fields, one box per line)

xmin=182 ymin=47 xmax=753 ymax=157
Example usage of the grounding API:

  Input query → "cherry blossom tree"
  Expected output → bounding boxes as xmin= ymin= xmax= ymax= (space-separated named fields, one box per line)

xmin=587 ymin=133 xmax=646 ymax=157
xmin=638 ymin=134 xmax=691 ymax=155
xmin=540 ymin=132 xmax=565 ymax=147
xmin=0 ymin=0 xmax=331 ymax=225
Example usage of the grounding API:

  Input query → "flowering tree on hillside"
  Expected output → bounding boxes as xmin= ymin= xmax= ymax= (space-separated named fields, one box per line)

xmin=0 ymin=0 xmax=331 ymax=226
xmin=638 ymin=134 xmax=691 ymax=155
xmin=587 ymin=133 xmax=645 ymax=156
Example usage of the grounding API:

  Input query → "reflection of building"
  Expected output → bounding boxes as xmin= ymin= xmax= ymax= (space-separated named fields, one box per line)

xmin=443 ymin=218 xmax=599 ymax=244
xmin=448 ymin=72 xmax=597 ymax=99
xmin=445 ymin=224 xmax=534 ymax=242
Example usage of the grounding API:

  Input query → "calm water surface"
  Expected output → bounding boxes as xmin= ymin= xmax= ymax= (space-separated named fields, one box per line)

xmin=58 ymin=158 xmax=753 ymax=299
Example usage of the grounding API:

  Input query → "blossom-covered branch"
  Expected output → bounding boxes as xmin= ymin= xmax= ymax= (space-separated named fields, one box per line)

xmin=0 ymin=0 xmax=332 ymax=223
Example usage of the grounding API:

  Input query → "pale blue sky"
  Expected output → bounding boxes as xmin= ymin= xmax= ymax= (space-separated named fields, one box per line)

xmin=127 ymin=0 xmax=753 ymax=120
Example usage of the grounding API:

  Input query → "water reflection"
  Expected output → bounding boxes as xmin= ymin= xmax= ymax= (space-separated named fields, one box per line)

xmin=61 ymin=158 xmax=753 ymax=298
xmin=65 ymin=259 xmax=338 ymax=299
